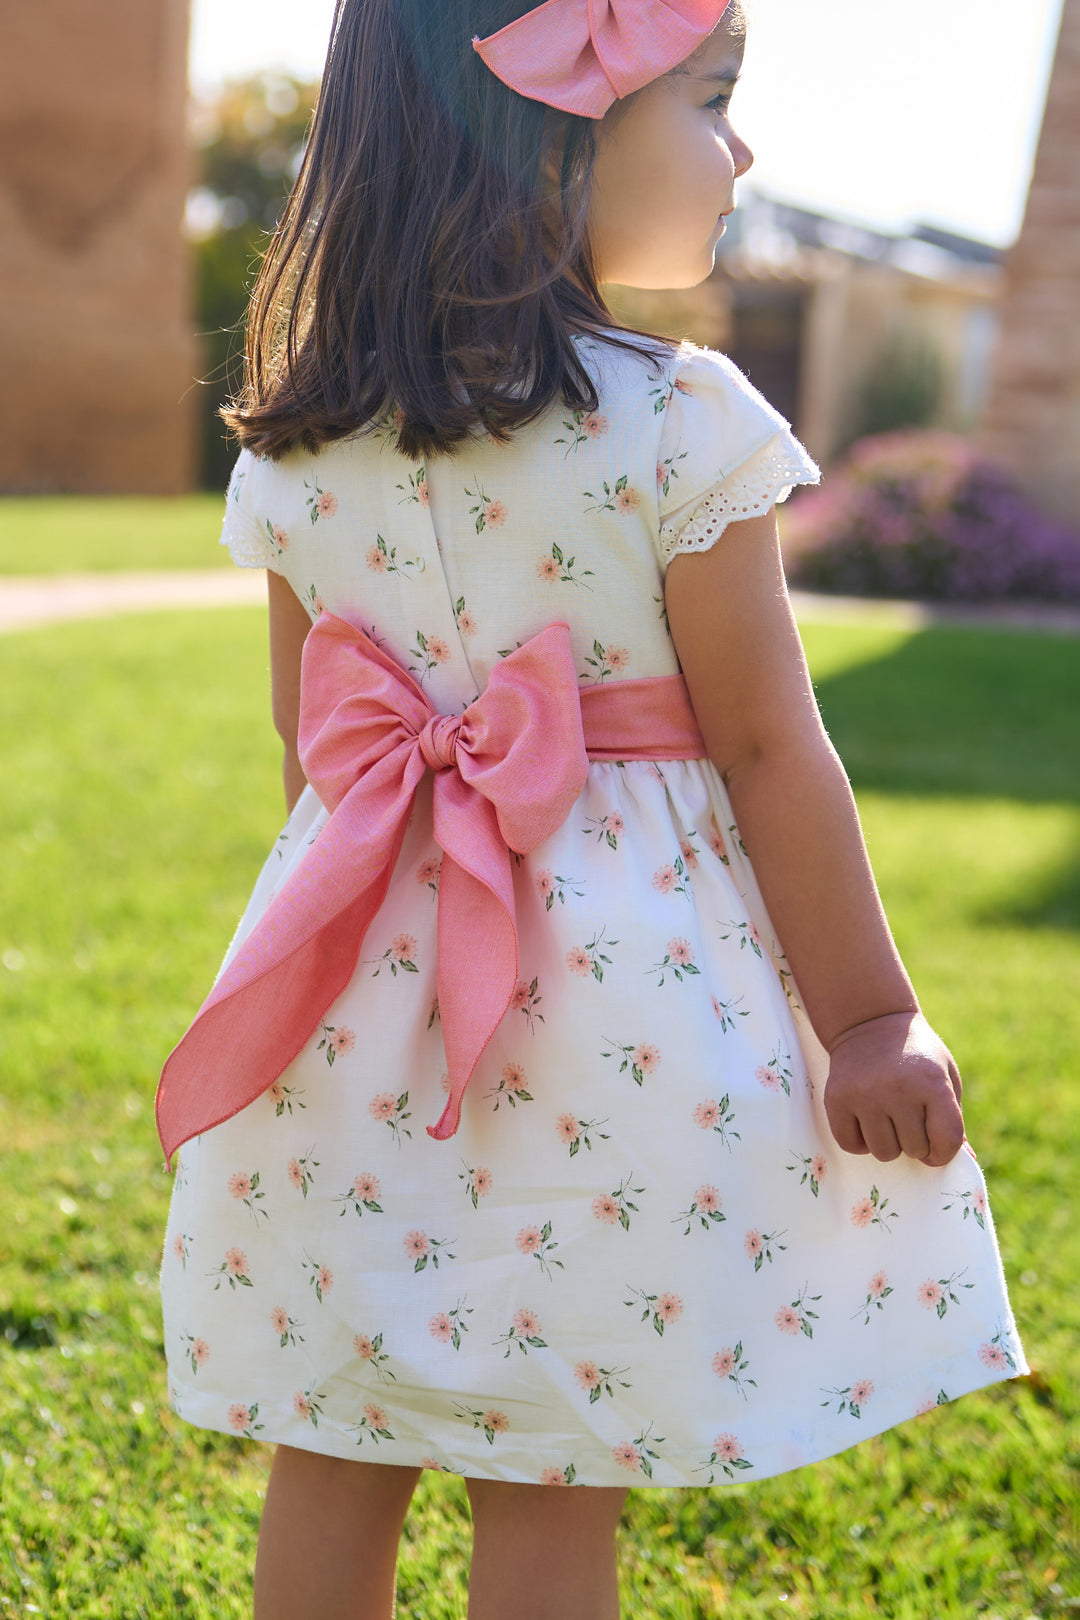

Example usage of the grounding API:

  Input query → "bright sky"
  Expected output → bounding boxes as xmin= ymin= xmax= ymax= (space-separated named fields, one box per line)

xmin=188 ymin=0 xmax=1065 ymax=248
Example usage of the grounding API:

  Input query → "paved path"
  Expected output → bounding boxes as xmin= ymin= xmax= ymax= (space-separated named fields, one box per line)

xmin=0 ymin=568 xmax=1078 ymax=636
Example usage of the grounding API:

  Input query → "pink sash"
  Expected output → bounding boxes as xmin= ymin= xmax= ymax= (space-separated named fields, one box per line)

xmin=156 ymin=616 xmax=707 ymax=1164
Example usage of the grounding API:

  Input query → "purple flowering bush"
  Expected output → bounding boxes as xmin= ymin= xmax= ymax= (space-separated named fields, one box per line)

xmin=782 ymin=431 xmax=1080 ymax=601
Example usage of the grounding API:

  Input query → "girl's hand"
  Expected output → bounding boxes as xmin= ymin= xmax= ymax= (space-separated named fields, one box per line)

xmin=823 ymin=1010 xmax=966 ymax=1167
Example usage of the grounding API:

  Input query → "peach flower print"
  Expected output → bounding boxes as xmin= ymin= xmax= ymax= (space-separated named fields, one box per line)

xmin=613 ymin=1442 xmax=642 ymax=1472
xmin=556 ymin=1113 xmax=581 ymax=1144
xmin=575 ymin=1360 xmax=602 ymax=1391
xmin=869 ymin=1270 xmax=889 ymax=1299
xmin=918 ymin=1280 xmax=944 ymax=1310
xmin=366 ymin=544 xmax=388 ymax=573
xmin=540 ymin=1466 xmax=571 ymax=1486
xmin=775 ymin=1305 xmax=801 ymax=1335
xmin=633 ymin=1044 xmax=660 ymax=1074
xmin=369 ymin=1092 xmax=396 ymax=1122
xmin=609 ymin=813 xmax=625 ymax=837
xmin=228 ymin=1172 xmax=252 ymax=1200
xmin=473 ymin=1167 xmax=493 ymax=1196
xmin=504 ymin=1062 xmax=528 ymax=1091
xmin=566 ymin=946 xmax=594 ymax=976
xmin=353 ymin=1334 xmax=375 ymax=1359
xmin=606 ymin=646 xmax=631 ymax=671
xmin=172 ymin=1234 xmax=185 ymax=1261
xmin=484 ymin=501 xmax=508 ymax=528
xmin=363 ymin=1402 xmax=387 ymax=1429
xmin=293 ymin=1390 xmax=312 ymax=1420
xmin=317 ymin=1266 xmax=333 ymax=1296
xmin=652 ymin=866 xmax=677 ymax=894
xmin=536 ymin=870 xmax=554 ymax=900
xmin=656 ymin=1293 xmax=683 ymax=1324
xmin=536 ymin=555 xmax=560 ymax=582
xmin=332 ymin=1027 xmax=356 ymax=1057
xmin=317 ymin=492 xmax=338 ymax=519
xmin=592 ymin=1193 xmax=620 ymax=1225
xmin=513 ymin=1308 xmax=542 ymax=1337
xmin=710 ymin=825 xmax=728 ymax=860
xmin=694 ymin=1100 xmax=720 ymax=1129
xmin=713 ymin=1433 xmax=743 ymax=1463
xmin=192 ymin=1338 xmax=210 ymax=1365
xmin=695 ymin=1185 xmax=722 ymax=1214
xmin=516 ymin=1225 xmax=543 ymax=1255
xmin=510 ymin=983 xmax=530 ymax=1011
xmin=427 ymin=636 xmax=451 ymax=664
xmin=914 ymin=1395 xmax=938 ymax=1416
xmin=392 ymin=933 xmax=417 ymax=962
xmin=483 ymin=1409 xmax=510 ymax=1433
xmin=973 ymin=1188 xmax=988 ymax=1216
xmin=811 ymin=1154 xmax=827 ymax=1183
xmin=270 ymin=1307 xmax=288 ymax=1335
xmin=850 ymin=1198 xmax=874 ymax=1228
xmin=744 ymin=1229 xmax=763 ymax=1260
xmin=756 ymin=1064 xmax=782 ymax=1092
xmin=584 ymin=412 xmax=607 ymax=438
xmin=271 ymin=525 xmax=290 ymax=551
xmin=228 ymin=1403 xmax=251 ymax=1432
xmin=615 ymin=488 xmax=640 ymax=515
xmin=404 ymin=1230 xmax=431 ymax=1261
xmin=851 ymin=1379 xmax=875 ymax=1408
xmin=353 ymin=1172 xmax=380 ymax=1202
xmin=421 ymin=1456 xmax=445 ymax=1471
xmin=680 ymin=840 xmax=699 ymax=869
xmin=429 ymin=1313 xmax=453 ymax=1343
xmin=287 ymin=1159 xmax=303 ymax=1189
xmin=670 ymin=938 xmax=693 ymax=965
xmin=416 ymin=857 xmax=441 ymax=889
xmin=978 ymin=1342 xmax=1009 ymax=1370
xmin=225 ymin=1248 xmax=248 ymax=1276
xmin=712 ymin=1348 xmax=736 ymax=1378
xmin=457 ymin=609 xmax=477 ymax=637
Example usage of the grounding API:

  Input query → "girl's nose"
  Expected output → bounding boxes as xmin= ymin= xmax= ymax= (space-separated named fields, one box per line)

xmin=732 ymin=134 xmax=754 ymax=179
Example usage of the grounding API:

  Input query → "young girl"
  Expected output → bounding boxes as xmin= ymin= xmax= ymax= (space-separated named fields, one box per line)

xmin=158 ymin=2 xmax=1027 ymax=1615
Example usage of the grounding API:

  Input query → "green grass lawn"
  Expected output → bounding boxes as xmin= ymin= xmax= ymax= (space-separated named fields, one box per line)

xmin=1 ymin=609 xmax=1077 ymax=1618
xmin=0 ymin=496 xmax=229 ymax=574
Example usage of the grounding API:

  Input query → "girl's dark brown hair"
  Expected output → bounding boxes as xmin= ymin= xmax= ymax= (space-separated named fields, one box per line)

xmin=220 ymin=0 xmax=672 ymax=462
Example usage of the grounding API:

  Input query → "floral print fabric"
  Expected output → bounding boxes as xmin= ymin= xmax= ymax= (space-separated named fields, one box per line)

xmin=162 ymin=335 xmax=1027 ymax=1487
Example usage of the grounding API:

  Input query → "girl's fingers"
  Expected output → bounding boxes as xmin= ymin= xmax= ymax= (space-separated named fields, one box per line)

xmin=825 ymin=1101 xmax=869 ymax=1155
xmin=892 ymin=1107 xmax=931 ymax=1164
xmin=920 ymin=1090 xmax=966 ymax=1167
xmin=857 ymin=1113 xmax=902 ymax=1163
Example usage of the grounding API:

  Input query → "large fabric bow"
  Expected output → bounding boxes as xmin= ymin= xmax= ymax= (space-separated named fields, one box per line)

xmin=156 ymin=617 xmax=589 ymax=1164
xmin=473 ymin=0 xmax=733 ymax=119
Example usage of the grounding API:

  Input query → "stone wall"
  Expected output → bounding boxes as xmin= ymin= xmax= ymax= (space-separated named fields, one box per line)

xmin=0 ymin=0 xmax=197 ymax=495
xmin=980 ymin=0 xmax=1080 ymax=525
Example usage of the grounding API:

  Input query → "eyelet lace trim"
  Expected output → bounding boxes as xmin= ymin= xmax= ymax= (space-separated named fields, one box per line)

xmin=220 ymin=503 xmax=277 ymax=570
xmin=659 ymin=433 xmax=821 ymax=565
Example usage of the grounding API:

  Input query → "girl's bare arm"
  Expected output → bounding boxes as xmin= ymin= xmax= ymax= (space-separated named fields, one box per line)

xmin=664 ymin=509 xmax=964 ymax=1167
xmin=268 ymin=570 xmax=313 ymax=816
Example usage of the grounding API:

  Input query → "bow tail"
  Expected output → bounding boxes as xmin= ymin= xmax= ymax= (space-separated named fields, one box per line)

xmin=156 ymin=749 xmax=424 ymax=1166
xmin=427 ymin=789 xmax=519 ymax=1140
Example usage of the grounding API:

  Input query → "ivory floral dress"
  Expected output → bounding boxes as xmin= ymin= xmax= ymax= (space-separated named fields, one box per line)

xmin=160 ymin=335 xmax=1027 ymax=1487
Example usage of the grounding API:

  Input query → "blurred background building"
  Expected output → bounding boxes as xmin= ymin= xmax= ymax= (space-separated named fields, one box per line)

xmin=0 ymin=1 xmax=197 ymax=495
xmin=1 ymin=0 xmax=1076 ymax=529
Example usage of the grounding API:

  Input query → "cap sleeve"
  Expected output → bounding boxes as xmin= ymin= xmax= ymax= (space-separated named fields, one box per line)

xmin=656 ymin=343 xmax=821 ymax=569
xmin=219 ymin=449 xmax=284 ymax=571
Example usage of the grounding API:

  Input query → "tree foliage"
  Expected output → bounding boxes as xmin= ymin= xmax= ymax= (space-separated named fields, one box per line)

xmin=188 ymin=73 xmax=318 ymax=489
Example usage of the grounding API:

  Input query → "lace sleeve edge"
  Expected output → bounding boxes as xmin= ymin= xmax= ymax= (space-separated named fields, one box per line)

xmin=659 ymin=434 xmax=822 ymax=566
xmin=220 ymin=503 xmax=282 ymax=571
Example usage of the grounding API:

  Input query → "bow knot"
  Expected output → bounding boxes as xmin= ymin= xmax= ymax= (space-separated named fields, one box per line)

xmin=418 ymin=713 xmax=462 ymax=773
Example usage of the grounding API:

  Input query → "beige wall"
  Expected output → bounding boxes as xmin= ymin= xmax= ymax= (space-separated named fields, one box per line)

xmin=0 ymin=0 xmax=197 ymax=494
xmin=980 ymin=0 xmax=1080 ymax=525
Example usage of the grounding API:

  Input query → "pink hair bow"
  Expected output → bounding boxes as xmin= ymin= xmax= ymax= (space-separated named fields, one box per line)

xmin=473 ymin=0 xmax=733 ymax=118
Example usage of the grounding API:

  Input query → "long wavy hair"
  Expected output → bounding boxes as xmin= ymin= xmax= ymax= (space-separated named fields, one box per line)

xmin=220 ymin=0 xmax=671 ymax=462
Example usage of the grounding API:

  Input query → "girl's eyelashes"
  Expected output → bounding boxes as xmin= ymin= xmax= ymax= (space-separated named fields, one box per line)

xmin=707 ymin=91 xmax=734 ymax=115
